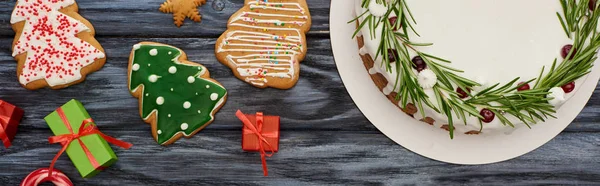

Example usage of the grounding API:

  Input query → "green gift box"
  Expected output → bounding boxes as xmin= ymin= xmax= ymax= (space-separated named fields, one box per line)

xmin=45 ymin=99 xmax=119 ymax=178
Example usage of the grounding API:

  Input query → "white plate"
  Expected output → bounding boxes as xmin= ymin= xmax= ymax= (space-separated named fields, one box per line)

xmin=330 ymin=0 xmax=600 ymax=164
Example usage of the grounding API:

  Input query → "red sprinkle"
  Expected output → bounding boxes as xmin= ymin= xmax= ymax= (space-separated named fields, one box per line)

xmin=12 ymin=1 xmax=103 ymax=84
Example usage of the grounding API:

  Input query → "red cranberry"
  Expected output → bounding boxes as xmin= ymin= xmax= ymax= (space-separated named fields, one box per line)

xmin=411 ymin=56 xmax=427 ymax=72
xmin=590 ymin=0 xmax=597 ymax=11
xmin=456 ymin=87 xmax=471 ymax=99
xmin=561 ymin=45 xmax=576 ymax=60
xmin=480 ymin=109 xmax=495 ymax=123
xmin=388 ymin=16 xmax=401 ymax=31
xmin=561 ymin=82 xmax=575 ymax=93
xmin=517 ymin=82 xmax=530 ymax=91
xmin=387 ymin=49 xmax=398 ymax=62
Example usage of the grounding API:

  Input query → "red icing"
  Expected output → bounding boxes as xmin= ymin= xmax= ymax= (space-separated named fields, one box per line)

xmin=12 ymin=0 xmax=104 ymax=86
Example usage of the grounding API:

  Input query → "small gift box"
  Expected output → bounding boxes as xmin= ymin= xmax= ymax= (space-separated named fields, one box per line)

xmin=236 ymin=110 xmax=279 ymax=176
xmin=240 ymin=112 xmax=279 ymax=152
xmin=45 ymin=99 xmax=131 ymax=178
xmin=0 ymin=100 xmax=24 ymax=148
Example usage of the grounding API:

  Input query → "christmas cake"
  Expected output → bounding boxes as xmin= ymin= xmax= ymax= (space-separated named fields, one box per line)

xmin=353 ymin=0 xmax=599 ymax=137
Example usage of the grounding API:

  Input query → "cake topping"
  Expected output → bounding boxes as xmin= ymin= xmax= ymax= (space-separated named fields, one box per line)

xmin=368 ymin=0 xmax=388 ymax=17
xmin=561 ymin=82 xmax=575 ymax=93
xmin=401 ymin=103 xmax=418 ymax=117
xmin=517 ymin=82 xmax=531 ymax=91
xmin=387 ymin=49 xmax=398 ymax=63
xmin=456 ymin=87 xmax=470 ymax=99
xmin=561 ymin=44 xmax=576 ymax=59
xmin=548 ymin=87 xmax=566 ymax=106
xmin=480 ymin=109 xmax=495 ymax=123
xmin=388 ymin=16 xmax=401 ymax=31
xmin=417 ymin=69 xmax=437 ymax=89
xmin=420 ymin=117 xmax=435 ymax=125
xmin=411 ymin=56 xmax=427 ymax=72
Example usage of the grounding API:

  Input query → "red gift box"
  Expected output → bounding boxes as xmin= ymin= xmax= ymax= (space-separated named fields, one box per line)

xmin=0 ymin=100 xmax=24 ymax=148
xmin=236 ymin=110 xmax=280 ymax=176
xmin=240 ymin=112 xmax=280 ymax=152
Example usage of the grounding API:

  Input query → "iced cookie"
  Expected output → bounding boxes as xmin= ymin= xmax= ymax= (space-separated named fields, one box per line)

xmin=11 ymin=0 xmax=106 ymax=90
xmin=159 ymin=0 xmax=206 ymax=27
xmin=216 ymin=0 xmax=312 ymax=89
xmin=128 ymin=42 xmax=227 ymax=145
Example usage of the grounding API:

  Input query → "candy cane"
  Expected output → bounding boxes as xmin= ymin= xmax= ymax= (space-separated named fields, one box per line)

xmin=21 ymin=168 xmax=73 ymax=186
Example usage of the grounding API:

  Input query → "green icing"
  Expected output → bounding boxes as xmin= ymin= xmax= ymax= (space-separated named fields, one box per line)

xmin=129 ymin=44 xmax=227 ymax=145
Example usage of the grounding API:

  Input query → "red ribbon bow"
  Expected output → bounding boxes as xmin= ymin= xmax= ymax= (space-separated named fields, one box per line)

xmin=0 ymin=114 xmax=11 ymax=148
xmin=0 ymin=101 xmax=19 ymax=148
xmin=47 ymin=108 xmax=132 ymax=177
xmin=236 ymin=110 xmax=275 ymax=176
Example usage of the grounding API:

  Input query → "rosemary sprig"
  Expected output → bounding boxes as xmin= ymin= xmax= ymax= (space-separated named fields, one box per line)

xmin=351 ymin=0 xmax=600 ymax=138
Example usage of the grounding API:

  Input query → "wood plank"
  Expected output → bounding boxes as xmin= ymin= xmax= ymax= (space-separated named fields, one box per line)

xmin=0 ymin=130 xmax=598 ymax=185
xmin=0 ymin=37 xmax=599 ymax=132
xmin=0 ymin=0 xmax=332 ymax=37
xmin=0 ymin=0 xmax=598 ymax=184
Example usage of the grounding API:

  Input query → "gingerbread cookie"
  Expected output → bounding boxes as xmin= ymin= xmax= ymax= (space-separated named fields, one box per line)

xmin=128 ymin=42 xmax=227 ymax=145
xmin=160 ymin=0 xmax=206 ymax=27
xmin=11 ymin=0 xmax=106 ymax=90
xmin=215 ymin=0 xmax=312 ymax=89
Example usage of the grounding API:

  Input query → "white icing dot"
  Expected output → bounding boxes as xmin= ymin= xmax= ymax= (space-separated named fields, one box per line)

xmin=168 ymin=66 xmax=177 ymax=74
xmin=148 ymin=64 xmax=151 ymax=67
xmin=181 ymin=123 xmax=189 ymax=130
xmin=196 ymin=92 xmax=198 ymax=95
xmin=171 ymin=88 xmax=174 ymax=92
xmin=548 ymin=87 xmax=566 ymax=106
xmin=157 ymin=130 xmax=162 ymax=134
xmin=132 ymin=64 xmax=140 ymax=71
xmin=168 ymin=114 xmax=172 ymax=117
xmin=145 ymin=93 xmax=149 ymax=96
xmin=148 ymin=75 xmax=159 ymax=83
xmin=210 ymin=93 xmax=219 ymax=101
xmin=187 ymin=76 xmax=196 ymax=83
xmin=417 ymin=69 xmax=437 ymax=89
xmin=168 ymin=51 xmax=172 ymax=55
xmin=183 ymin=101 xmax=191 ymax=109
xmin=156 ymin=96 xmax=164 ymax=105
xmin=206 ymin=85 xmax=210 ymax=88
xmin=133 ymin=44 xmax=141 ymax=50
xmin=197 ymin=110 xmax=202 ymax=114
xmin=149 ymin=49 xmax=158 ymax=56
xmin=368 ymin=0 xmax=388 ymax=17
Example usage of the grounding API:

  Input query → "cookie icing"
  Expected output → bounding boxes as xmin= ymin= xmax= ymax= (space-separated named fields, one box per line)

xmin=11 ymin=0 xmax=105 ymax=87
xmin=216 ymin=0 xmax=310 ymax=88
xmin=129 ymin=43 xmax=227 ymax=145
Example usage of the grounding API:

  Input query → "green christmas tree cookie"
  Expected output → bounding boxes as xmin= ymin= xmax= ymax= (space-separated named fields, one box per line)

xmin=128 ymin=42 xmax=227 ymax=145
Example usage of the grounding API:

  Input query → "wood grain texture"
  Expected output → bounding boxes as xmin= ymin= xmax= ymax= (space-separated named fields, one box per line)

xmin=0 ymin=0 xmax=598 ymax=185
xmin=0 ymin=0 xmax=331 ymax=37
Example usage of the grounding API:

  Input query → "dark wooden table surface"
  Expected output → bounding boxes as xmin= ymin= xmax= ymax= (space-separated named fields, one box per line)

xmin=0 ymin=0 xmax=599 ymax=185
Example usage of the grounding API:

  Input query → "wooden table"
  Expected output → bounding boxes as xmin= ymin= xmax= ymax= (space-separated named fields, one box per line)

xmin=0 ymin=0 xmax=599 ymax=185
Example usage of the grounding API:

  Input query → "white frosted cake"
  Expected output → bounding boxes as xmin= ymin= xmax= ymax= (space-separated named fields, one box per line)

xmin=354 ymin=0 xmax=597 ymax=136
